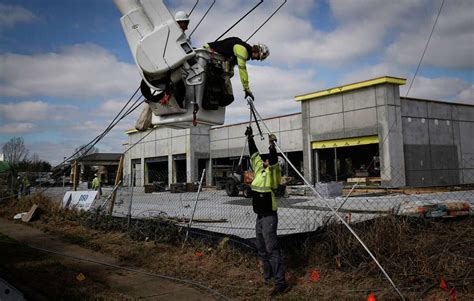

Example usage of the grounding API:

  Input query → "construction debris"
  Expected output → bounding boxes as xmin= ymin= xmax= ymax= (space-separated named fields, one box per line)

xmin=21 ymin=204 xmax=39 ymax=222
xmin=397 ymin=200 xmax=471 ymax=218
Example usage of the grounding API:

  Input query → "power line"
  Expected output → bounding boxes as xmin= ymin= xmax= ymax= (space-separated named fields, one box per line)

xmin=406 ymin=0 xmax=445 ymax=97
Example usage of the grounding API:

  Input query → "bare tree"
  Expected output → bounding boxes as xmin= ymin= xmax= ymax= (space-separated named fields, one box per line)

xmin=31 ymin=153 xmax=40 ymax=163
xmin=2 ymin=137 xmax=29 ymax=166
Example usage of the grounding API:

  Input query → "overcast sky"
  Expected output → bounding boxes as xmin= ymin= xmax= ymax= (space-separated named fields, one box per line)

xmin=0 ymin=0 xmax=472 ymax=165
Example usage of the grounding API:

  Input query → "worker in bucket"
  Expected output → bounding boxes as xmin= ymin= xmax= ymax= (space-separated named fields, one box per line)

xmin=174 ymin=11 xmax=190 ymax=32
xmin=245 ymin=126 xmax=290 ymax=296
xmin=205 ymin=37 xmax=269 ymax=102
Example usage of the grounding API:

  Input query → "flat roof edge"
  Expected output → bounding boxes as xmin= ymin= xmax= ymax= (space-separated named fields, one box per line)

xmin=295 ymin=76 xmax=406 ymax=102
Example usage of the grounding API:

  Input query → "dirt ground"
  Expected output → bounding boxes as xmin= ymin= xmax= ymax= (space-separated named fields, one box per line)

xmin=0 ymin=219 xmax=215 ymax=300
xmin=0 ymin=195 xmax=472 ymax=300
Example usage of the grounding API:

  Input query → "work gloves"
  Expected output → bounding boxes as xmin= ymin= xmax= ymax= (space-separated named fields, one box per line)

xmin=244 ymin=89 xmax=254 ymax=101
xmin=245 ymin=126 xmax=253 ymax=138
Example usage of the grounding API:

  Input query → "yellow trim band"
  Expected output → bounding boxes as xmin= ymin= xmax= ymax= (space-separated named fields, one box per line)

xmin=295 ymin=76 xmax=406 ymax=102
xmin=312 ymin=135 xmax=379 ymax=149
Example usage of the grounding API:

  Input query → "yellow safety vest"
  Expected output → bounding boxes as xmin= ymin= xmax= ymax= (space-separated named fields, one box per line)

xmin=250 ymin=152 xmax=281 ymax=211
xmin=92 ymin=177 xmax=100 ymax=190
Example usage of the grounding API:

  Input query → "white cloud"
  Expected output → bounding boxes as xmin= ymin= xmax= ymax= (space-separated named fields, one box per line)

xmin=0 ymin=4 xmax=38 ymax=28
xmin=184 ymin=0 xmax=472 ymax=69
xmin=406 ymin=77 xmax=474 ymax=103
xmin=458 ymin=85 xmax=474 ymax=104
xmin=385 ymin=0 xmax=474 ymax=69
xmin=26 ymin=141 xmax=76 ymax=166
xmin=0 ymin=100 xmax=77 ymax=122
xmin=0 ymin=122 xmax=35 ymax=134
xmin=224 ymin=64 xmax=319 ymax=122
xmin=341 ymin=63 xmax=473 ymax=104
xmin=0 ymin=44 xmax=140 ymax=99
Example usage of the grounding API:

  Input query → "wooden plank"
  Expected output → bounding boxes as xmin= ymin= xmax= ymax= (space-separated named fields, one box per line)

xmin=109 ymin=155 xmax=124 ymax=215
xmin=347 ymin=177 xmax=368 ymax=184
xmin=21 ymin=204 xmax=39 ymax=222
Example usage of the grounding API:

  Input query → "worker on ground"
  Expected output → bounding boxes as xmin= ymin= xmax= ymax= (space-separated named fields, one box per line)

xmin=245 ymin=126 xmax=289 ymax=296
xmin=175 ymin=11 xmax=190 ymax=32
xmin=91 ymin=173 xmax=101 ymax=197
xmin=205 ymin=37 xmax=269 ymax=102
xmin=22 ymin=176 xmax=30 ymax=196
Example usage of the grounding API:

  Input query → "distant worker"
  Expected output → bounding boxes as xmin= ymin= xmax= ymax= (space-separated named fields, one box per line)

xmin=92 ymin=174 xmax=100 ymax=189
xmin=23 ymin=176 xmax=30 ymax=195
xmin=175 ymin=11 xmax=190 ymax=32
xmin=205 ymin=37 xmax=269 ymax=101
xmin=245 ymin=126 xmax=289 ymax=296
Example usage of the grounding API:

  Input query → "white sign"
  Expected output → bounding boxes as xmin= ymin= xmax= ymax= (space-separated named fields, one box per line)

xmin=62 ymin=191 xmax=97 ymax=210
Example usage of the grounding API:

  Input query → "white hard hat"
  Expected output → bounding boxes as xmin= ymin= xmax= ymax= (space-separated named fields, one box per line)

xmin=255 ymin=43 xmax=270 ymax=60
xmin=175 ymin=11 xmax=190 ymax=22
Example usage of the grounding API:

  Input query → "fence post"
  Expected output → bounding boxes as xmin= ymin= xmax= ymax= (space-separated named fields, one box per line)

xmin=127 ymin=167 xmax=135 ymax=228
xmin=182 ymin=168 xmax=206 ymax=248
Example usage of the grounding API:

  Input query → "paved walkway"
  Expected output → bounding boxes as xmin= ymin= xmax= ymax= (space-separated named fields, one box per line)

xmin=0 ymin=218 xmax=216 ymax=300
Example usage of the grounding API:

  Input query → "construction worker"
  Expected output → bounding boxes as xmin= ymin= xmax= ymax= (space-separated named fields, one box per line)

xmin=92 ymin=173 xmax=101 ymax=198
xmin=92 ymin=174 xmax=100 ymax=190
xmin=175 ymin=11 xmax=190 ymax=32
xmin=245 ymin=126 xmax=289 ymax=296
xmin=205 ymin=37 xmax=269 ymax=102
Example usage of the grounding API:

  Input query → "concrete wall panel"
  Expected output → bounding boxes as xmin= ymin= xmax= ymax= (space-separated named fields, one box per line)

xmin=279 ymin=114 xmax=302 ymax=131
xmin=210 ymin=140 xmax=228 ymax=152
xmin=429 ymin=119 xmax=454 ymax=145
xmin=462 ymin=169 xmax=474 ymax=184
xmin=279 ymin=129 xmax=303 ymax=152
xmin=210 ymin=127 xmax=228 ymax=141
xmin=228 ymin=137 xmax=245 ymax=150
xmin=452 ymin=105 xmax=474 ymax=121
xmin=459 ymin=122 xmax=474 ymax=158
xmin=171 ymin=136 xmax=186 ymax=153
xmin=344 ymin=108 xmax=377 ymax=130
xmin=171 ymin=128 xmax=187 ymax=137
xmin=155 ymin=139 xmax=169 ymax=156
xmin=309 ymin=114 xmax=344 ymax=134
xmin=431 ymin=170 xmax=459 ymax=186
xmin=309 ymin=94 xmax=343 ymax=117
xmin=401 ymin=99 xmax=428 ymax=118
xmin=129 ymin=143 xmax=143 ymax=159
xmin=264 ymin=118 xmax=280 ymax=133
xmin=156 ymin=128 xmax=171 ymax=140
xmin=430 ymin=145 xmax=458 ymax=170
xmin=404 ymin=145 xmax=431 ymax=171
xmin=343 ymin=87 xmax=376 ymax=111
xmin=406 ymin=170 xmax=433 ymax=187
xmin=376 ymin=85 xmax=398 ymax=106
xmin=428 ymin=102 xmax=452 ymax=119
xmin=402 ymin=117 xmax=429 ymax=144
xmin=228 ymin=123 xmax=248 ymax=139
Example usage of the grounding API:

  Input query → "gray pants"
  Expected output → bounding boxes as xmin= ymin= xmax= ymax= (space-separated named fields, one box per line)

xmin=255 ymin=214 xmax=287 ymax=287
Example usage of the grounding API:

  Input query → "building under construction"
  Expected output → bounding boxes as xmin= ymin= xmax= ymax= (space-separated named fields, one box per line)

xmin=124 ymin=76 xmax=474 ymax=188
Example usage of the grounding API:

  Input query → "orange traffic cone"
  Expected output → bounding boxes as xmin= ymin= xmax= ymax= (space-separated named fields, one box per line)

xmin=367 ymin=293 xmax=377 ymax=301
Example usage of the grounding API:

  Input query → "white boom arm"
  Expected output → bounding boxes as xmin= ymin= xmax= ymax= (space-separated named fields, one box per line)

xmin=113 ymin=0 xmax=195 ymax=87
